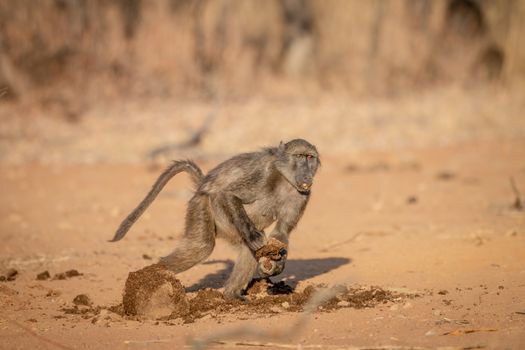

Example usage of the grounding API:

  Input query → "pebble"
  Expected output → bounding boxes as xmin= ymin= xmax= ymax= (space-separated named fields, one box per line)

xmin=73 ymin=294 xmax=92 ymax=306
xmin=269 ymin=306 xmax=282 ymax=313
xmin=37 ymin=271 xmax=51 ymax=280
xmin=0 ymin=268 xmax=18 ymax=282
xmin=425 ymin=329 xmax=437 ymax=336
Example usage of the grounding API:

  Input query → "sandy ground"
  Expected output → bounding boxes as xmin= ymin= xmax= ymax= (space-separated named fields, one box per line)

xmin=1 ymin=137 xmax=524 ymax=349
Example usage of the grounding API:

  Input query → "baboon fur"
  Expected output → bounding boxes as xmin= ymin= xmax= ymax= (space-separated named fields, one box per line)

xmin=111 ymin=139 xmax=320 ymax=299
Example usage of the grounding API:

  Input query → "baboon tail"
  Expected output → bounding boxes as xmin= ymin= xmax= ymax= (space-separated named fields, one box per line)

xmin=109 ymin=160 xmax=204 ymax=242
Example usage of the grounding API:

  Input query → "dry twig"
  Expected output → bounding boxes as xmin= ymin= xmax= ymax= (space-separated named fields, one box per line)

xmin=208 ymin=341 xmax=483 ymax=350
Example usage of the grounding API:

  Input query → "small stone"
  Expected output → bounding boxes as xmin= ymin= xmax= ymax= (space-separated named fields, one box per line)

xmin=65 ymin=270 xmax=81 ymax=278
xmin=437 ymin=289 xmax=448 ymax=295
xmin=269 ymin=306 xmax=282 ymax=313
xmin=37 ymin=271 xmax=51 ymax=280
xmin=142 ymin=254 xmax=152 ymax=260
xmin=73 ymin=294 xmax=92 ymax=306
xmin=406 ymin=196 xmax=418 ymax=204
xmin=46 ymin=289 xmax=61 ymax=297
xmin=433 ymin=309 xmax=442 ymax=316
xmin=436 ymin=171 xmax=456 ymax=181
xmin=337 ymin=301 xmax=350 ymax=307
xmin=54 ymin=273 xmax=67 ymax=280
xmin=281 ymin=301 xmax=290 ymax=309
xmin=0 ymin=268 xmax=18 ymax=282
xmin=425 ymin=329 xmax=437 ymax=336
xmin=123 ymin=264 xmax=189 ymax=319
xmin=53 ymin=269 xmax=82 ymax=280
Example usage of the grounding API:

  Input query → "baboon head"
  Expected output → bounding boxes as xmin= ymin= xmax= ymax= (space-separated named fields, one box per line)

xmin=275 ymin=139 xmax=320 ymax=193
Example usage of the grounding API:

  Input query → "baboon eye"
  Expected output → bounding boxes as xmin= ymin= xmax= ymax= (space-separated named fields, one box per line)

xmin=306 ymin=155 xmax=313 ymax=160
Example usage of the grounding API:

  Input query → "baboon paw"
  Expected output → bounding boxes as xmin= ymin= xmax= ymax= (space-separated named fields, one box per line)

xmin=224 ymin=290 xmax=247 ymax=302
xmin=270 ymin=259 xmax=286 ymax=276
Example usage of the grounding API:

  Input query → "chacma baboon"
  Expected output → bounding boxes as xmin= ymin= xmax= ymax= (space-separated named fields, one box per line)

xmin=110 ymin=139 xmax=320 ymax=299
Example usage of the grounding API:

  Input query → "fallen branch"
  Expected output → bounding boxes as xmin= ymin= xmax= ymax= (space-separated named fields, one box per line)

xmin=443 ymin=328 xmax=496 ymax=336
xmin=208 ymin=341 xmax=484 ymax=350
xmin=124 ymin=339 xmax=172 ymax=344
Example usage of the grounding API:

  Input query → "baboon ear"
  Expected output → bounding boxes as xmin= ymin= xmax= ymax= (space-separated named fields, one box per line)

xmin=278 ymin=141 xmax=285 ymax=152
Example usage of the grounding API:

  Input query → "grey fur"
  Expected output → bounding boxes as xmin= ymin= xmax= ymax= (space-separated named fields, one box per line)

xmin=111 ymin=139 xmax=320 ymax=299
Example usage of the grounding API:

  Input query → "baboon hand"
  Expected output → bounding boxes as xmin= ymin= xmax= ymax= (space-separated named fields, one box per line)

xmin=270 ymin=247 xmax=287 ymax=276
xmin=269 ymin=255 xmax=286 ymax=276
xmin=258 ymin=248 xmax=287 ymax=277
xmin=246 ymin=230 xmax=267 ymax=252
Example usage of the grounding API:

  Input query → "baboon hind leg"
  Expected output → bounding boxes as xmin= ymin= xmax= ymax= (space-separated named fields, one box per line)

xmin=224 ymin=244 xmax=258 ymax=300
xmin=159 ymin=194 xmax=215 ymax=273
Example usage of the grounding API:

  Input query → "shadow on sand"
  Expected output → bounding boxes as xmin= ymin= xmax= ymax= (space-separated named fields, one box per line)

xmin=186 ymin=257 xmax=351 ymax=292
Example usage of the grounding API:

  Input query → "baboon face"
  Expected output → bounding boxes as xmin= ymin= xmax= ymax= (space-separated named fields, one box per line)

xmin=276 ymin=139 xmax=320 ymax=193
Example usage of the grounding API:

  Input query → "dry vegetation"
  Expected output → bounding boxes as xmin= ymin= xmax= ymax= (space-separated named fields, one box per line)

xmin=1 ymin=0 xmax=524 ymax=98
xmin=0 ymin=0 xmax=524 ymax=164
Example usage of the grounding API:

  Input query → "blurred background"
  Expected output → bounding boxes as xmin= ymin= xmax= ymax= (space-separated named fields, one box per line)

xmin=0 ymin=0 xmax=524 ymax=163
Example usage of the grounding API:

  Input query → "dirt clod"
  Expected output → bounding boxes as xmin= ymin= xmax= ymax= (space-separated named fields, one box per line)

xmin=36 ymin=271 xmax=51 ymax=280
xmin=406 ymin=195 xmax=418 ymax=204
xmin=73 ymin=294 xmax=92 ymax=306
xmin=436 ymin=171 xmax=456 ymax=181
xmin=246 ymin=278 xmax=294 ymax=297
xmin=255 ymin=238 xmax=286 ymax=261
xmin=109 ymin=279 xmax=412 ymax=323
xmin=245 ymin=278 xmax=272 ymax=296
xmin=255 ymin=238 xmax=287 ymax=275
xmin=122 ymin=264 xmax=189 ymax=319
xmin=53 ymin=269 xmax=82 ymax=280
xmin=0 ymin=268 xmax=18 ymax=282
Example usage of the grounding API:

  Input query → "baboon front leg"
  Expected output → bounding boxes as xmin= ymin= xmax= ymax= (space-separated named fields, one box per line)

xmin=211 ymin=193 xmax=266 ymax=252
xmin=159 ymin=194 xmax=215 ymax=273
xmin=224 ymin=244 xmax=258 ymax=300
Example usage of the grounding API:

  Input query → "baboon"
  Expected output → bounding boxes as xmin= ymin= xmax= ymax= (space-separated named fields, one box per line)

xmin=110 ymin=139 xmax=320 ymax=299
